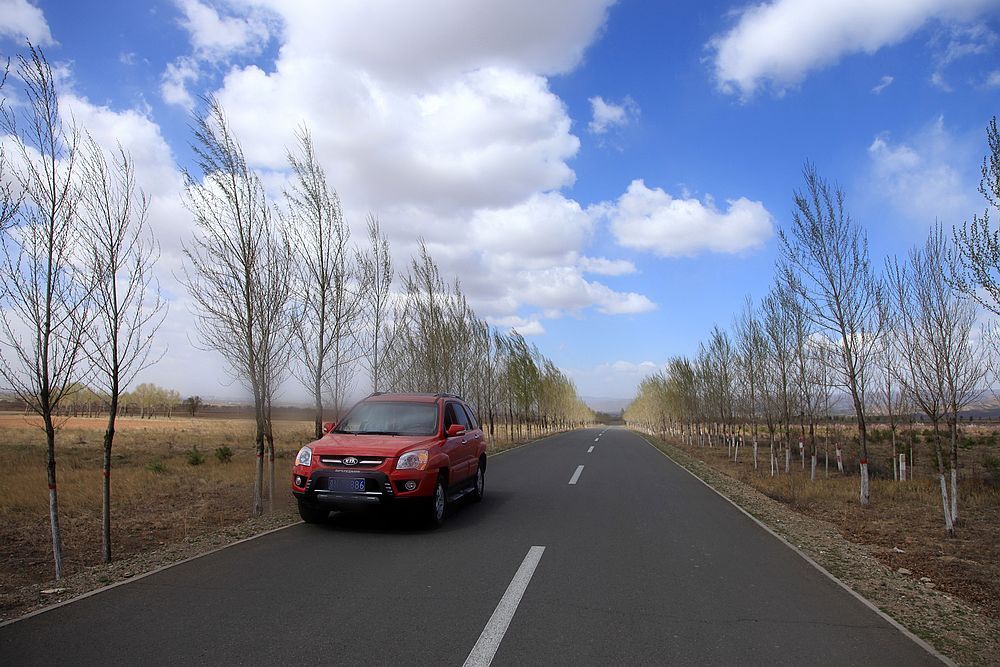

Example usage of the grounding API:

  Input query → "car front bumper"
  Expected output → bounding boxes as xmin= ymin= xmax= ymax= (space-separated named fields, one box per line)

xmin=292 ymin=466 xmax=434 ymax=509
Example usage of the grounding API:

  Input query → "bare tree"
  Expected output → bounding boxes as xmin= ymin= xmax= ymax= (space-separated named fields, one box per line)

xmin=762 ymin=285 xmax=794 ymax=476
xmin=284 ymin=126 xmax=356 ymax=436
xmin=0 ymin=60 xmax=20 ymax=234
xmin=779 ymin=163 xmax=883 ymax=505
xmin=874 ymin=299 xmax=911 ymax=482
xmin=181 ymin=98 xmax=292 ymax=516
xmin=356 ymin=213 xmax=394 ymax=394
xmin=887 ymin=228 xmax=986 ymax=535
xmin=78 ymin=134 xmax=166 ymax=562
xmin=735 ymin=297 xmax=766 ymax=468
xmin=952 ymin=116 xmax=1000 ymax=314
xmin=784 ymin=287 xmax=823 ymax=479
xmin=0 ymin=45 xmax=89 ymax=579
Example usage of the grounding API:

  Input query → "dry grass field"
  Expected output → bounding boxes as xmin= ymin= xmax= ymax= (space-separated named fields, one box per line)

xmin=659 ymin=423 xmax=1000 ymax=621
xmin=0 ymin=414 xmax=317 ymax=596
xmin=0 ymin=411 xmax=554 ymax=609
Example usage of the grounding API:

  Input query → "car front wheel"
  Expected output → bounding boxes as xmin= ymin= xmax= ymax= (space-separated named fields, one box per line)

xmin=428 ymin=476 xmax=447 ymax=528
xmin=472 ymin=463 xmax=485 ymax=502
xmin=298 ymin=499 xmax=329 ymax=524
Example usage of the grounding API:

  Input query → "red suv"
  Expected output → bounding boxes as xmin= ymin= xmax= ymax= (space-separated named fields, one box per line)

xmin=292 ymin=393 xmax=487 ymax=526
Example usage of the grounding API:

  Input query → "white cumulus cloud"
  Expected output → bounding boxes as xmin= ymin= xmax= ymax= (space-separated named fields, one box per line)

xmin=709 ymin=0 xmax=998 ymax=97
xmin=0 ymin=0 xmax=53 ymax=45
xmin=606 ymin=179 xmax=773 ymax=257
xmin=578 ymin=256 xmax=636 ymax=276
xmin=176 ymin=0 xmax=273 ymax=59
xmin=588 ymin=95 xmax=639 ymax=134
xmin=867 ymin=116 xmax=978 ymax=225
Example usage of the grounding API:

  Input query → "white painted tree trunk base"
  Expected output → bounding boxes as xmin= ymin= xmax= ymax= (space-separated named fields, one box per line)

xmin=860 ymin=462 xmax=870 ymax=506
xmin=950 ymin=467 xmax=958 ymax=524
xmin=939 ymin=474 xmax=955 ymax=536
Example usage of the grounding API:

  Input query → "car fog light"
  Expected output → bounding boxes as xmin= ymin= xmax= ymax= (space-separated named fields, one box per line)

xmin=404 ymin=480 xmax=417 ymax=491
xmin=294 ymin=475 xmax=305 ymax=487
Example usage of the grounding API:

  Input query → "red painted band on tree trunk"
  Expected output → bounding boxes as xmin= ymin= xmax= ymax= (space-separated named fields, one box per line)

xmin=256 ymin=453 xmax=263 ymax=458
xmin=860 ymin=459 xmax=867 ymax=465
xmin=48 ymin=484 xmax=56 ymax=490
xmin=103 ymin=470 xmax=110 ymax=478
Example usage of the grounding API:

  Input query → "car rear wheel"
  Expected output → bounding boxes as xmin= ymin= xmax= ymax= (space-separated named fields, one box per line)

xmin=428 ymin=476 xmax=447 ymax=528
xmin=472 ymin=462 xmax=485 ymax=502
xmin=298 ymin=500 xmax=329 ymax=524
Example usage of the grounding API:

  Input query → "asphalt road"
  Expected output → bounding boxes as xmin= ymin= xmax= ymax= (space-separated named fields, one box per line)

xmin=0 ymin=427 xmax=944 ymax=666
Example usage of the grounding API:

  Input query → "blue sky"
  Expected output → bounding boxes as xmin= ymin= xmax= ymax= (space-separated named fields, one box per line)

xmin=2 ymin=0 xmax=999 ymax=403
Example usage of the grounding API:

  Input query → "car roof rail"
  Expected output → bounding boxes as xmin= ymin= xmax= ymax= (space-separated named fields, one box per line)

xmin=434 ymin=392 xmax=463 ymax=400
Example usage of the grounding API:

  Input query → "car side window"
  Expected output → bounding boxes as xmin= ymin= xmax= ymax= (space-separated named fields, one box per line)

xmin=448 ymin=402 xmax=470 ymax=430
xmin=460 ymin=403 xmax=479 ymax=430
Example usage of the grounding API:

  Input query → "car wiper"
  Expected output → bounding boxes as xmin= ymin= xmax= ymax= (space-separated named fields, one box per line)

xmin=358 ymin=430 xmax=399 ymax=436
xmin=332 ymin=429 xmax=357 ymax=434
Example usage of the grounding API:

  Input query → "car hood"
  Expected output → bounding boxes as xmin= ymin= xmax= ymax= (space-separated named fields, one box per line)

xmin=308 ymin=433 xmax=438 ymax=457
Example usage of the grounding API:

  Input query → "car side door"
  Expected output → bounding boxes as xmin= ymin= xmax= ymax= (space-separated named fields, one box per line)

xmin=442 ymin=403 xmax=471 ymax=485
xmin=458 ymin=402 xmax=484 ymax=472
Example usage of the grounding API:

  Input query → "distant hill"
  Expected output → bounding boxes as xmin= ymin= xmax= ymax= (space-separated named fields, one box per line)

xmin=582 ymin=396 xmax=631 ymax=414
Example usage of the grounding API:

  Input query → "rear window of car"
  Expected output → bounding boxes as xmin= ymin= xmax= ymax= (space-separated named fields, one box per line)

xmin=334 ymin=402 xmax=440 ymax=436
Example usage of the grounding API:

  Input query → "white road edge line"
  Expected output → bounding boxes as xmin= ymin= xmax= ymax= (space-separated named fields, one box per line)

xmin=594 ymin=437 xmax=599 ymax=442
xmin=569 ymin=465 xmax=584 ymax=485
xmin=587 ymin=446 xmax=594 ymax=453
xmin=463 ymin=545 xmax=545 ymax=667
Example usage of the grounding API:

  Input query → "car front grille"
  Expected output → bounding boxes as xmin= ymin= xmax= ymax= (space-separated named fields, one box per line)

xmin=318 ymin=456 xmax=385 ymax=468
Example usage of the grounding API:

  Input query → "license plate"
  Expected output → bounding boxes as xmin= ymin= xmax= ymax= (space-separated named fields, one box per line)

xmin=329 ymin=477 xmax=366 ymax=492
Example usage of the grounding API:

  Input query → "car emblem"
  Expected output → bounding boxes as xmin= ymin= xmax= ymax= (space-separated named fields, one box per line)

xmin=343 ymin=456 xmax=359 ymax=466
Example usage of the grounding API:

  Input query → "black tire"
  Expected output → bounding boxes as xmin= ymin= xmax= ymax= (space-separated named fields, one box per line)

xmin=298 ymin=500 xmax=329 ymax=524
xmin=471 ymin=461 xmax=485 ymax=502
xmin=427 ymin=476 xmax=447 ymax=528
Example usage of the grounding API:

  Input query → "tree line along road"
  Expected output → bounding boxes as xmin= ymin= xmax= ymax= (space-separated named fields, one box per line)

xmin=0 ymin=427 xmax=945 ymax=665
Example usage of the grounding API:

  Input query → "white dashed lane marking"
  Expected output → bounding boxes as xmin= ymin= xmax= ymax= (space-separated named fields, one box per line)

xmin=463 ymin=546 xmax=546 ymax=667
xmin=569 ymin=465 xmax=584 ymax=485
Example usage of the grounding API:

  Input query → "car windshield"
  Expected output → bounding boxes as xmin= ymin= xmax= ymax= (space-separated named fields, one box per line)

xmin=333 ymin=401 xmax=439 ymax=436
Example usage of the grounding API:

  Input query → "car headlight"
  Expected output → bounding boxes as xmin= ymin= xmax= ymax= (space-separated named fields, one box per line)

xmin=396 ymin=450 xmax=428 ymax=470
xmin=295 ymin=446 xmax=313 ymax=467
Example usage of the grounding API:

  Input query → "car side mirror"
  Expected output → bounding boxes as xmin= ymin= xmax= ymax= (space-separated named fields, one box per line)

xmin=322 ymin=421 xmax=336 ymax=434
xmin=446 ymin=424 xmax=465 ymax=437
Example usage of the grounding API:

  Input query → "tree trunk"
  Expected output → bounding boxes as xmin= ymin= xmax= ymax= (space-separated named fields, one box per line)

xmin=939 ymin=474 xmax=955 ymax=537
xmin=860 ymin=460 xmax=870 ymax=506
xmin=101 ymin=391 xmax=118 ymax=563
xmin=266 ymin=413 xmax=275 ymax=514
xmin=44 ymin=413 xmax=64 ymax=579
xmin=932 ymin=421 xmax=954 ymax=536
xmin=769 ymin=434 xmax=776 ymax=477
xmin=949 ymin=419 xmax=959 ymax=523
xmin=313 ymin=371 xmax=324 ymax=440
xmin=891 ymin=428 xmax=898 ymax=481
xmin=252 ymin=409 xmax=266 ymax=517
xmin=752 ymin=438 xmax=758 ymax=469
xmin=810 ymin=454 xmax=817 ymax=481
